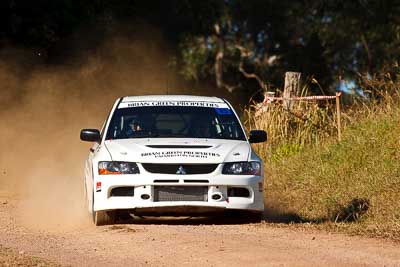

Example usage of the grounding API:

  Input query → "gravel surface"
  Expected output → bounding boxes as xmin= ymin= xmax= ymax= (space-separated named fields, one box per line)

xmin=1 ymin=195 xmax=400 ymax=267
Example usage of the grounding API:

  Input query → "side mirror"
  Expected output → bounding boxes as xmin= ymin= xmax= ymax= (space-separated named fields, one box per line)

xmin=248 ymin=130 xmax=267 ymax=143
xmin=80 ymin=129 xmax=101 ymax=142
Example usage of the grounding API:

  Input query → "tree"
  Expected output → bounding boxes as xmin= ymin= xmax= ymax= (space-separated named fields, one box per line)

xmin=1 ymin=0 xmax=399 ymax=101
xmin=178 ymin=0 xmax=400 ymax=98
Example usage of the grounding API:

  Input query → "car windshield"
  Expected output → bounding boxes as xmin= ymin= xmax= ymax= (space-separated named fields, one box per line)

xmin=105 ymin=106 xmax=246 ymax=141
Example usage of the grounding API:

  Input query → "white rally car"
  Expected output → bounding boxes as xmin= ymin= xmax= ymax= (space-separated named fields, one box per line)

xmin=80 ymin=95 xmax=267 ymax=225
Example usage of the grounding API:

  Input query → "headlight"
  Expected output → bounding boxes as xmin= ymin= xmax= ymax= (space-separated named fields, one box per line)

xmin=98 ymin=161 xmax=140 ymax=175
xmin=222 ymin=162 xmax=261 ymax=175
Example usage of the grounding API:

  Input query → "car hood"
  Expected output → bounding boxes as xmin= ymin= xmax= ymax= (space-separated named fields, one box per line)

xmin=104 ymin=138 xmax=251 ymax=164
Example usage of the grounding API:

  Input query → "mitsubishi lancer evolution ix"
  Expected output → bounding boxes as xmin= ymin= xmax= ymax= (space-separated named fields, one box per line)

xmin=80 ymin=95 xmax=267 ymax=225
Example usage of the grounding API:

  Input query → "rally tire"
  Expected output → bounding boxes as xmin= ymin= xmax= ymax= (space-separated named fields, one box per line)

xmin=94 ymin=210 xmax=116 ymax=226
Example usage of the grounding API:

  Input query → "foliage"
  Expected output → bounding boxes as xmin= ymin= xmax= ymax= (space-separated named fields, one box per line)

xmin=178 ymin=0 xmax=400 ymax=97
xmin=178 ymin=36 xmax=214 ymax=81
xmin=1 ymin=1 xmax=400 ymax=101
xmin=0 ymin=0 xmax=223 ymax=62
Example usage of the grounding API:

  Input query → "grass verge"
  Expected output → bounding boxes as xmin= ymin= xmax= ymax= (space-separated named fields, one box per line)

xmin=263 ymin=108 xmax=400 ymax=241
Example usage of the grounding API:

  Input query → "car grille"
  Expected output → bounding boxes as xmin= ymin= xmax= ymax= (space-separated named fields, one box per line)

xmin=142 ymin=164 xmax=218 ymax=174
xmin=153 ymin=186 xmax=208 ymax=202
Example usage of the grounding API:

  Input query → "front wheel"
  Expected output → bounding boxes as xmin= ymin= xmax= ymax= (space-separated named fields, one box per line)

xmin=93 ymin=210 xmax=116 ymax=226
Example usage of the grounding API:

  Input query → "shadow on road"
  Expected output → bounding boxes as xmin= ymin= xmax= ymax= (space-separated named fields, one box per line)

xmin=111 ymin=209 xmax=327 ymax=226
xmin=263 ymin=210 xmax=326 ymax=224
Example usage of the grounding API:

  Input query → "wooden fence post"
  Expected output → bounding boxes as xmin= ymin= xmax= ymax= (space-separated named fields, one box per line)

xmin=336 ymin=91 xmax=342 ymax=141
xmin=283 ymin=72 xmax=301 ymax=110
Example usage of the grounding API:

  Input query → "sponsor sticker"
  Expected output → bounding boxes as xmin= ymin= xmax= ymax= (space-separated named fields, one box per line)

xmin=118 ymin=101 xmax=229 ymax=109
xmin=215 ymin=108 xmax=232 ymax=115
xmin=141 ymin=151 xmax=221 ymax=159
xmin=96 ymin=182 xmax=102 ymax=192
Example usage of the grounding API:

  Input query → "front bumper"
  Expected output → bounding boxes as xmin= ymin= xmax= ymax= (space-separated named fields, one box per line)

xmin=93 ymin=174 xmax=264 ymax=213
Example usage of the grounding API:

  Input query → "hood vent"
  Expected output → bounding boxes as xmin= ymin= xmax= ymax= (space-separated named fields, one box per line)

xmin=146 ymin=145 xmax=212 ymax=149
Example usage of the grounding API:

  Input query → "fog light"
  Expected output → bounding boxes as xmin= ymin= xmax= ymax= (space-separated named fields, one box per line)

xmin=211 ymin=193 xmax=222 ymax=201
xmin=141 ymin=194 xmax=150 ymax=200
xmin=228 ymin=187 xmax=250 ymax=197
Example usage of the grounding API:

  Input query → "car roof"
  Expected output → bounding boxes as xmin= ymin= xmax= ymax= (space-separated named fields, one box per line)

xmin=121 ymin=95 xmax=225 ymax=103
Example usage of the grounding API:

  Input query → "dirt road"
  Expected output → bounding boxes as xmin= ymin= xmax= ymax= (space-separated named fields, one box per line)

xmin=1 ymin=195 xmax=399 ymax=267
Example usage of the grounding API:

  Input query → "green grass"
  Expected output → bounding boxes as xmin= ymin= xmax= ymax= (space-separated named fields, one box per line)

xmin=263 ymin=108 xmax=400 ymax=240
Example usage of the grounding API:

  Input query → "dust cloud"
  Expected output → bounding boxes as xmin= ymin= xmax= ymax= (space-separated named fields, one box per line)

xmin=0 ymin=30 xmax=187 ymax=231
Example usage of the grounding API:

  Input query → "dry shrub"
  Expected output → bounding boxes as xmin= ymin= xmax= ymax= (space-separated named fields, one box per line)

xmin=244 ymin=87 xmax=340 ymax=160
xmin=245 ymin=69 xmax=400 ymax=162
xmin=331 ymin=198 xmax=370 ymax=223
